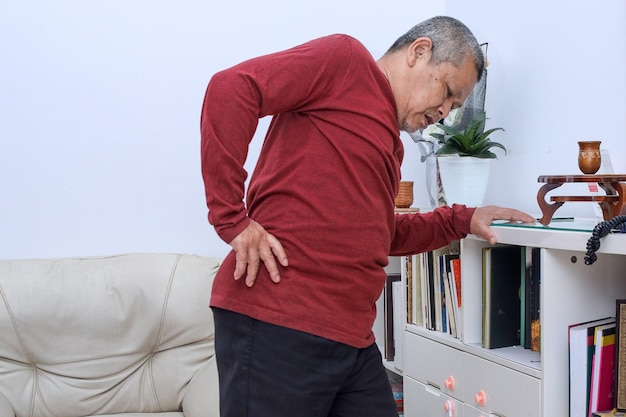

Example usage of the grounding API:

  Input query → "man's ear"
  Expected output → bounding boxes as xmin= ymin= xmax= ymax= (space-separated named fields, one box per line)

xmin=407 ymin=37 xmax=433 ymax=66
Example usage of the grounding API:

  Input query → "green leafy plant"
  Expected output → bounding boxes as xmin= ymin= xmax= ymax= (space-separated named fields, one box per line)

xmin=431 ymin=111 xmax=506 ymax=159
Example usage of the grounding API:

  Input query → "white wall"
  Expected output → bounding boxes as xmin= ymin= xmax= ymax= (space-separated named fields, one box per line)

xmin=0 ymin=0 xmax=444 ymax=259
xmin=444 ymin=0 xmax=626 ymax=218
xmin=2 ymin=1 xmax=624 ymax=260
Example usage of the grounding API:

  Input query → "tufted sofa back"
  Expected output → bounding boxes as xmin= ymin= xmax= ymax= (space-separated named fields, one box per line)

xmin=0 ymin=253 xmax=221 ymax=417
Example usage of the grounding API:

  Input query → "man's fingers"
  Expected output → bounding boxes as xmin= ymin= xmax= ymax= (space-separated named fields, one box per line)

xmin=257 ymin=237 xmax=284 ymax=283
xmin=261 ymin=254 xmax=281 ymax=283
xmin=267 ymin=234 xmax=289 ymax=267
xmin=245 ymin=256 xmax=261 ymax=287
xmin=234 ymin=251 xmax=247 ymax=281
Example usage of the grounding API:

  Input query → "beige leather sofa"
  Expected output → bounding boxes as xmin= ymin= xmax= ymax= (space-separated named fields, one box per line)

xmin=0 ymin=253 xmax=221 ymax=417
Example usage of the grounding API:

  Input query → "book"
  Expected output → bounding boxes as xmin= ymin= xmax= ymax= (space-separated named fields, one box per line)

xmin=569 ymin=317 xmax=615 ymax=417
xmin=433 ymin=251 xmax=443 ymax=332
xmin=410 ymin=254 xmax=423 ymax=326
xmin=384 ymin=273 xmax=401 ymax=361
xmin=524 ymin=247 xmax=542 ymax=351
xmin=522 ymin=247 xmax=542 ymax=350
xmin=403 ymin=256 xmax=412 ymax=324
xmin=530 ymin=247 xmax=541 ymax=352
xmin=520 ymin=247 xmax=527 ymax=348
xmin=443 ymin=253 xmax=460 ymax=338
xmin=482 ymin=245 xmax=524 ymax=349
xmin=425 ymin=251 xmax=436 ymax=331
xmin=392 ymin=280 xmax=404 ymax=371
xmin=589 ymin=323 xmax=617 ymax=416
xmin=449 ymin=257 xmax=462 ymax=339
xmin=615 ymin=300 xmax=626 ymax=412
xmin=416 ymin=242 xmax=460 ymax=334
xmin=438 ymin=253 xmax=447 ymax=333
xmin=402 ymin=255 xmax=419 ymax=326
xmin=531 ymin=319 xmax=541 ymax=352
xmin=593 ymin=411 xmax=625 ymax=417
xmin=419 ymin=252 xmax=431 ymax=330
xmin=450 ymin=257 xmax=462 ymax=309
xmin=442 ymin=265 xmax=456 ymax=338
xmin=432 ymin=242 xmax=460 ymax=334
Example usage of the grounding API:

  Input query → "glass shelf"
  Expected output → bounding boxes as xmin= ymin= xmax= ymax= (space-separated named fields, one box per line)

xmin=491 ymin=217 xmax=602 ymax=233
xmin=483 ymin=217 xmax=626 ymax=256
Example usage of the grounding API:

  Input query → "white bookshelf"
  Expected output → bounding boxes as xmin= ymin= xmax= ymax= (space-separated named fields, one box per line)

xmin=394 ymin=220 xmax=626 ymax=417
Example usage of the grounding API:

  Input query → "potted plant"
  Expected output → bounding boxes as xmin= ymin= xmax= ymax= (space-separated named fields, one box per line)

xmin=429 ymin=111 xmax=506 ymax=207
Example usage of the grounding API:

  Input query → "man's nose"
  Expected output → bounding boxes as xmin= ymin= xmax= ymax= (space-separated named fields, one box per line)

xmin=438 ymin=99 xmax=454 ymax=120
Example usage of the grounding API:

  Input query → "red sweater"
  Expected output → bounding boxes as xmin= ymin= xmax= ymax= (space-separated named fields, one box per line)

xmin=200 ymin=34 xmax=474 ymax=348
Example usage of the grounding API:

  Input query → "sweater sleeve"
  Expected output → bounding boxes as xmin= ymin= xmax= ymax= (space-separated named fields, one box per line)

xmin=200 ymin=35 xmax=354 ymax=244
xmin=389 ymin=204 xmax=476 ymax=256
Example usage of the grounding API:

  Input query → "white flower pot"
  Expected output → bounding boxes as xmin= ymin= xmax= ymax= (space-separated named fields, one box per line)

xmin=437 ymin=155 xmax=492 ymax=207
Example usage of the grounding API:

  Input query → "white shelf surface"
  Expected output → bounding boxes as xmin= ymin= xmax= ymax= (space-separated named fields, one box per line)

xmin=406 ymin=325 xmax=541 ymax=379
xmin=482 ymin=218 xmax=626 ymax=255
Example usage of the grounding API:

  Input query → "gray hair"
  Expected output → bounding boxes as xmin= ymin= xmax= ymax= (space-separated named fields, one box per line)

xmin=386 ymin=16 xmax=485 ymax=81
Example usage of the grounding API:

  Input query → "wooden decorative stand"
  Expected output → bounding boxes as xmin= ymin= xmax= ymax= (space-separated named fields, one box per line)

xmin=537 ymin=174 xmax=626 ymax=225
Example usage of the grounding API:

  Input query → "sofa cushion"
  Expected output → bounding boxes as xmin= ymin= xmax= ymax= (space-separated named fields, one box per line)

xmin=95 ymin=414 xmax=183 ymax=417
xmin=91 ymin=411 xmax=183 ymax=417
xmin=0 ymin=253 xmax=221 ymax=417
xmin=0 ymin=391 xmax=14 ymax=417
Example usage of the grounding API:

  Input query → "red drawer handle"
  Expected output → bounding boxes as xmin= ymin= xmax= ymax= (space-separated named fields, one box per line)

xmin=475 ymin=389 xmax=487 ymax=406
xmin=444 ymin=375 xmax=455 ymax=391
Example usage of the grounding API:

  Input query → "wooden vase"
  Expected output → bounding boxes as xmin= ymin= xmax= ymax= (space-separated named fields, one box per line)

xmin=395 ymin=181 xmax=414 ymax=208
xmin=577 ymin=141 xmax=602 ymax=174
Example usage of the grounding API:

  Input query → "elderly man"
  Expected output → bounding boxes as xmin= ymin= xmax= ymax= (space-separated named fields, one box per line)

xmin=200 ymin=15 xmax=534 ymax=417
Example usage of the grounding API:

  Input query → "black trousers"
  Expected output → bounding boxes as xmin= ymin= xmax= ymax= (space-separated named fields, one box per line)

xmin=212 ymin=307 xmax=399 ymax=417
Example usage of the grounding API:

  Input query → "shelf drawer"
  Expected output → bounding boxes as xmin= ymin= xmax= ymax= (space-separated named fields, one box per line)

xmin=404 ymin=376 xmax=465 ymax=417
xmin=463 ymin=353 xmax=541 ymax=417
xmin=405 ymin=332 xmax=464 ymax=401
xmin=462 ymin=402 xmax=489 ymax=417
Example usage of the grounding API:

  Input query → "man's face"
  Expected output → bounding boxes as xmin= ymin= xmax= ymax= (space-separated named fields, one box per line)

xmin=397 ymin=51 xmax=478 ymax=134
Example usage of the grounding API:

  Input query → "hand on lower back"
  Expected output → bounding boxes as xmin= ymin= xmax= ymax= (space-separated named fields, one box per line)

xmin=229 ymin=219 xmax=288 ymax=287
